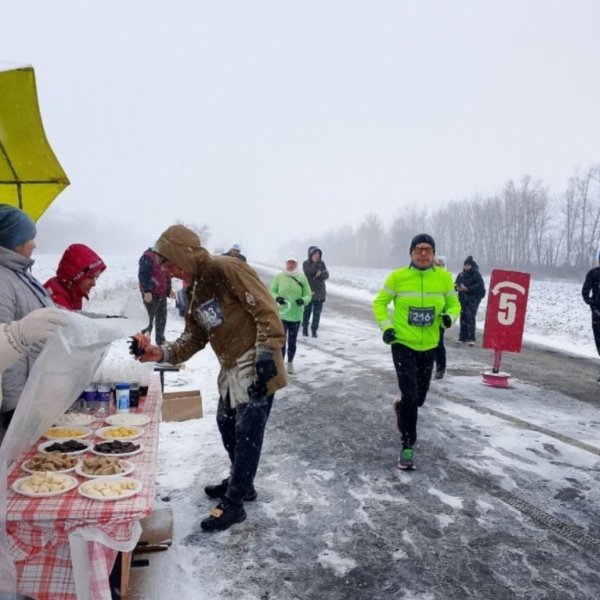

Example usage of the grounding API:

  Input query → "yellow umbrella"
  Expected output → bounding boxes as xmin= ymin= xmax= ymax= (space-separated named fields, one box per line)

xmin=0 ymin=64 xmax=69 ymax=222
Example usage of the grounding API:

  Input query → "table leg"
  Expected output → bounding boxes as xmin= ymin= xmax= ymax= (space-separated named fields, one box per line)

xmin=121 ymin=551 xmax=132 ymax=597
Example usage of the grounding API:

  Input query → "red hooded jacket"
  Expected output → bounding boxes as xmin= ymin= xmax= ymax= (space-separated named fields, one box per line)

xmin=44 ymin=244 xmax=106 ymax=310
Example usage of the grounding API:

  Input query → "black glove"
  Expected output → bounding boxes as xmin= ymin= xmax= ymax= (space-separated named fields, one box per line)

xmin=295 ymin=298 xmax=304 ymax=306
xmin=248 ymin=380 xmax=268 ymax=399
xmin=441 ymin=314 xmax=452 ymax=329
xmin=255 ymin=350 xmax=278 ymax=382
xmin=275 ymin=296 xmax=286 ymax=305
xmin=382 ymin=328 xmax=396 ymax=344
xmin=128 ymin=337 xmax=145 ymax=357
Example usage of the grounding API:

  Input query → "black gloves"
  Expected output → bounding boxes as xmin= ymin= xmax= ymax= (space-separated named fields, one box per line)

xmin=441 ymin=314 xmax=452 ymax=329
xmin=249 ymin=350 xmax=278 ymax=399
xmin=295 ymin=298 xmax=304 ymax=306
xmin=275 ymin=296 xmax=286 ymax=305
xmin=128 ymin=337 xmax=145 ymax=357
xmin=382 ymin=328 xmax=396 ymax=344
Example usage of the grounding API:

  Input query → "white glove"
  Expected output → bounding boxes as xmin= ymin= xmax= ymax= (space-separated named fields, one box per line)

xmin=9 ymin=307 xmax=68 ymax=347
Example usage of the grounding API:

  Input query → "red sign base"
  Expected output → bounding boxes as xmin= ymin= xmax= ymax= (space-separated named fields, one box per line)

xmin=481 ymin=370 xmax=511 ymax=388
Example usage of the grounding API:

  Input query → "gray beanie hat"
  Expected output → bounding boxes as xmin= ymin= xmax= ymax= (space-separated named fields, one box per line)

xmin=0 ymin=204 xmax=37 ymax=249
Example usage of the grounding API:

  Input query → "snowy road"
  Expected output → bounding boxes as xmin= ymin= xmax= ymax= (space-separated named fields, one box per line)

xmin=143 ymin=269 xmax=600 ymax=600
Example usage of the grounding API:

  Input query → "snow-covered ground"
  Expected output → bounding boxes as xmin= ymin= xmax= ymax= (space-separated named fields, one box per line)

xmin=23 ymin=254 xmax=600 ymax=598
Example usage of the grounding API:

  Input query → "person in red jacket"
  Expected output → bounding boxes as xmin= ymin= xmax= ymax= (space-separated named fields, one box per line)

xmin=44 ymin=244 xmax=106 ymax=311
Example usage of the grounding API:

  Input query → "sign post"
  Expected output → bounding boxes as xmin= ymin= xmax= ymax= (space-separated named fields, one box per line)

xmin=481 ymin=269 xmax=531 ymax=387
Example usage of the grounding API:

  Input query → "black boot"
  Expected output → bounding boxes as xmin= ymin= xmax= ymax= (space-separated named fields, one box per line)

xmin=200 ymin=498 xmax=247 ymax=532
xmin=311 ymin=330 xmax=317 ymax=338
xmin=204 ymin=478 xmax=257 ymax=502
xmin=302 ymin=326 xmax=309 ymax=336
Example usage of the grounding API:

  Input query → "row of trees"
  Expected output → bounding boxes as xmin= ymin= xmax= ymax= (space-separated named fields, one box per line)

xmin=285 ymin=164 xmax=600 ymax=277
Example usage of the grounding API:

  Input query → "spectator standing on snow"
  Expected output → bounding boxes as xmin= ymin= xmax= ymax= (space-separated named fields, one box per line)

xmin=373 ymin=234 xmax=459 ymax=470
xmin=454 ymin=256 xmax=486 ymax=346
xmin=302 ymin=245 xmax=329 ymax=338
xmin=44 ymin=244 xmax=106 ymax=311
xmin=138 ymin=247 xmax=172 ymax=346
xmin=0 ymin=204 xmax=54 ymax=436
xmin=131 ymin=225 xmax=286 ymax=532
xmin=581 ymin=251 xmax=600 ymax=382
xmin=432 ymin=255 xmax=448 ymax=379
xmin=270 ymin=257 xmax=312 ymax=374
xmin=222 ymin=243 xmax=247 ymax=262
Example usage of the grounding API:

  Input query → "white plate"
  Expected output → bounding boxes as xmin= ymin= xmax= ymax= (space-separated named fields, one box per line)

xmin=95 ymin=426 xmax=144 ymax=441
xmin=38 ymin=439 xmax=93 ymax=455
xmin=90 ymin=441 xmax=144 ymax=457
xmin=12 ymin=474 xmax=79 ymax=498
xmin=78 ymin=477 xmax=143 ymax=501
xmin=43 ymin=426 xmax=91 ymax=440
xmin=22 ymin=456 xmax=79 ymax=475
xmin=75 ymin=459 xmax=135 ymax=479
xmin=54 ymin=413 xmax=95 ymax=427
xmin=105 ymin=414 xmax=151 ymax=427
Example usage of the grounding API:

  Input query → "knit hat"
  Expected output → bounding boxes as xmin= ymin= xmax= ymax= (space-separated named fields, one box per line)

xmin=232 ymin=243 xmax=241 ymax=251
xmin=286 ymin=256 xmax=298 ymax=263
xmin=463 ymin=255 xmax=479 ymax=269
xmin=409 ymin=233 xmax=436 ymax=254
xmin=0 ymin=204 xmax=37 ymax=250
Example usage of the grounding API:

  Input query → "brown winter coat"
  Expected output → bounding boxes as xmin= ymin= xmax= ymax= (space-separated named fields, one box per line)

xmin=154 ymin=225 xmax=287 ymax=395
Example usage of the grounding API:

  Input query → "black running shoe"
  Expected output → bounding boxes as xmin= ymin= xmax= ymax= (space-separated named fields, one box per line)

xmin=204 ymin=478 xmax=257 ymax=502
xmin=200 ymin=499 xmax=247 ymax=532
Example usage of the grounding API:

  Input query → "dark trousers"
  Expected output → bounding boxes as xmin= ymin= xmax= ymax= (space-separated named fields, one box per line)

xmin=592 ymin=312 xmax=600 ymax=356
xmin=391 ymin=343 xmax=435 ymax=447
xmin=302 ymin=299 xmax=324 ymax=333
xmin=282 ymin=320 xmax=301 ymax=362
xmin=216 ymin=391 xmax=274 ymax=504
xmin=434 ymin=327 xmax=446 ymax=373
xmin=142 ymin=295 xmax=167 ymax=345
xmin=459 ymin=300 xmax=481 ymax=342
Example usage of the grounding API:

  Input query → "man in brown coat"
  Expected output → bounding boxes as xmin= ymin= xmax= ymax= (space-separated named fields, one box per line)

xmin=132 ymin=224 xmax=286 ymax=532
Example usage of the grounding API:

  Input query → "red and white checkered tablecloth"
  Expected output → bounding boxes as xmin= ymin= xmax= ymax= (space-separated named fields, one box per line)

xmin=6 ymin=376 xmax=163 ymax=600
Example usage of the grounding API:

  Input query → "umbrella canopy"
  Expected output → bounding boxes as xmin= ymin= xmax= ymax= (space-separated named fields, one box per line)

xmin=0 ymin=64 xmax=69 ymax=222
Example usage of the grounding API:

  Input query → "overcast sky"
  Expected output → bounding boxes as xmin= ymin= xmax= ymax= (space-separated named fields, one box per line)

xmin=2 ymin=1 xmax=600 ymax=261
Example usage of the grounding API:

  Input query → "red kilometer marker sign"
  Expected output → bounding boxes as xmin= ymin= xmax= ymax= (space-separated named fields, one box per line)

xmin=483 ymin=269 xmax=531 ymax=353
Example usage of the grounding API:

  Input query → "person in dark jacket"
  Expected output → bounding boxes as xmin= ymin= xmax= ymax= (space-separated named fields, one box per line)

xmin=222 ymin=243 xmax=247 ymax=262
xmin=581 ymin=251 xmax=600 ymax=381
xmin=454 ymin=256 xmax=486 ymax=346
xmin=302 ymin=246 xmax=329 ymax=337
xmin=138 ymin=247 xmax=172 ymax=345
xmin=45 ymin=244 xmax=106 ymax=311
xmin=433 ymin=255 xmax=448 ymax=378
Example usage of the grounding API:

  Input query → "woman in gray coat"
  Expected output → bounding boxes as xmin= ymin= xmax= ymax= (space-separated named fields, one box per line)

xmin=0 ymin=204 xmax=53 ymax=437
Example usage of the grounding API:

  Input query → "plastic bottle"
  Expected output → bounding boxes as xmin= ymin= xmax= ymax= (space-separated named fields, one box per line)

xmin=83 ymin=383 xmax=97 ymax=414
xmin=115 ymin=383 xmax=130 ymax=413
xmin=129 ymin=382 xmax=140 ymax=409
xmin=96 ymin=383 xmax=111 ymax=416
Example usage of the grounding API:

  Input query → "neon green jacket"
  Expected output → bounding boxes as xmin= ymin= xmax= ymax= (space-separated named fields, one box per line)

xmin=270 ymin=271 xmax=312 ymax=322
xmin=373 ymin=264 xmax=460 ymax=351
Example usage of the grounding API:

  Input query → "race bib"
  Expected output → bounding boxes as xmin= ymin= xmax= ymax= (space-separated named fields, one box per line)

xmin=195 ymin=298 xmax=225 ymax=329
xmin=408 ymin=306 xmax=435 ymax=327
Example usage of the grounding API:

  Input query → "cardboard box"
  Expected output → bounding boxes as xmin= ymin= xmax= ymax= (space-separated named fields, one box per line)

xmin=161 ymin=389 xmax=203 ymax=422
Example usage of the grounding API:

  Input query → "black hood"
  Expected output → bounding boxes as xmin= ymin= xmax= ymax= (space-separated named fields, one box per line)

xmin=307 ymin=246 xmax=323 ymax=260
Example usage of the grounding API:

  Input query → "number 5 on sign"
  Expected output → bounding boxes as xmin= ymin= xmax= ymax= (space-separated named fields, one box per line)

xmin=483 ymin=270 xmax=531 ymax=353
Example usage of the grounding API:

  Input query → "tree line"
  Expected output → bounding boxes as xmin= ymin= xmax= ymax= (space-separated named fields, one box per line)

xmin=285 ymin=164 xmax=600 ymax=278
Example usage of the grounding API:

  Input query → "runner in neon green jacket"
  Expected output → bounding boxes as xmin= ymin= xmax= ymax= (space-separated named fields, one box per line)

xmin=373 ymin=234 xmax=459 ymax=471
xmin=373 ymin=264 xmax=459 ymax=350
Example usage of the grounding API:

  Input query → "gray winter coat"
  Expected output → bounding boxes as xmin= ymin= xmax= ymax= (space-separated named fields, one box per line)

xmin=0 ymin=247 xmax=52 ymax=412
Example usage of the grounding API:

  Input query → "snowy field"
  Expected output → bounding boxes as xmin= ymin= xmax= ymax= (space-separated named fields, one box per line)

xmin=21 ymin=253 xmax=600 ymax=599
